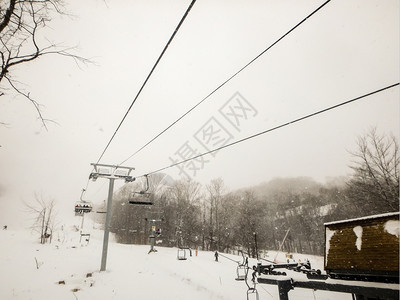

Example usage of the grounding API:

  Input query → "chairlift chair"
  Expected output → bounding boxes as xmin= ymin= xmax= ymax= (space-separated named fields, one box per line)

xmin=236 ymin=264 xmax=247 ymax=281
xmin=177 ymin=248 xmax=187 ymax=260
xmin=128 ymin=192 xmax=153 ymax=205
xmin=128 ymin=175 xmax=154 ymax=206
xmin=247 ymin=288 xmax=259 ymax=300
xmin=236 ymin=250 xmax=248 ymax=281
xmin=80 ymin=233 xmax=91 ymax=244
xmin=245 ymin=260 xmax=259 ymax=300
xmin=74 ymin=202 xmax=93 ymax=214
xmin=75 ymin=189 xmax=93 ymax=215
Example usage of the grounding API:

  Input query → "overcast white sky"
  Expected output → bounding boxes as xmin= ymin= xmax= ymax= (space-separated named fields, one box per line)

xmin=0 ymin=0 xmax=398 ymax=228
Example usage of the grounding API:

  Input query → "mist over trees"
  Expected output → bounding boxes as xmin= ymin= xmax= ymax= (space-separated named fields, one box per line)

xmin=108 ymin=176 xmax=340 ymax=256
xmin=106 ymin=129 xmax=398 ymax=257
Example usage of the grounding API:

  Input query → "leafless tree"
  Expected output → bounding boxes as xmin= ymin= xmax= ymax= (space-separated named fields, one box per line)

xmin=347 ymin=128 xmax=399 ymax=214
xmin=24 ymin=193 xmax=57 ymax=244
xmin=166 ymin=179 xmax=202 ymax=248
xmin=0 ymin=0 xmax=90 ymax=129
xmin=234 ymin=190 xmax=266 ymax=258
xmin=205 ymin=178 xmax=226 ymax=251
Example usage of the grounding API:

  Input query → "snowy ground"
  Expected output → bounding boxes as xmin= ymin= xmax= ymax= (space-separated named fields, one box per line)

xmin=2 ymin=225 xmax=394 ymax=300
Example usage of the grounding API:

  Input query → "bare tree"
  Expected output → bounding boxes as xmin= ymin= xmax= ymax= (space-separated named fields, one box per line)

xmin=0 ymin=0 xmax=90 ymax=128
xmin=234 ymin=190 xmax=266 ymax=258
xmin=167 ymin=179 xmax=202 ymax=248
xmin=24 ymin=193 xmax=57 ymax=244
xmin=205 ymin=178 xmax=225 ymax=251
xmin=347 ymin=128 xmax=399 ymax=215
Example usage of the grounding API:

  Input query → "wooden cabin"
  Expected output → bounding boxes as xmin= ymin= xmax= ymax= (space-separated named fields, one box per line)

xmin=324 ymin=212 xmax=399 ymax=283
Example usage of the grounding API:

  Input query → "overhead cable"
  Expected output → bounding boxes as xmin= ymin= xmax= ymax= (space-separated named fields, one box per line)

xmin=119 ymin=0 xmax=332 ymax=165
xmin=139 ymin=83 xmax=399 ymax=177
xmin=95 ymin=0 xmax=197 ymax=165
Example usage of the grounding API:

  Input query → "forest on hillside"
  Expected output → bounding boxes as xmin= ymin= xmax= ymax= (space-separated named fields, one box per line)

xmin=103 ymin=129 xmax=398 ymax=256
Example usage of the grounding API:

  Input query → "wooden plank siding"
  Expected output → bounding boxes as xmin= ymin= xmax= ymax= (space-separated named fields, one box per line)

xmin=324 ymin=213 xmax=399 ymax=277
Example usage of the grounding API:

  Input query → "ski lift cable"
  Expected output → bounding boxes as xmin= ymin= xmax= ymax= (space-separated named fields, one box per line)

xmin=217 ymin=252 xmax=241 ymax=264
xmin=118 ymin=0 xmax=332 ymax=165
xmin=82 ymin=180 xmax=107 ymax=204
xmin=135 ymin=83 xmax=399 ymax=179
xmin=82 ymin=0 xmax=196 ymax=198
xmin=94 ymin=0 xmax=197 ymax=166
xmin=257 ymin=284 xmax=274 ymax=298
xmin=259 ymin=257 xmax=275 ymax=264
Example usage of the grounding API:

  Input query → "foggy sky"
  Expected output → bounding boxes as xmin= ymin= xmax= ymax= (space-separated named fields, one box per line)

xmin=0 ymin=0 xmax=398 ymax=228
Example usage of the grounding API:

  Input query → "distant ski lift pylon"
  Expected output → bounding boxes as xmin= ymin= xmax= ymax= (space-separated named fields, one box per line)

xmin=128 ymin=175 xmax=153 ymax=206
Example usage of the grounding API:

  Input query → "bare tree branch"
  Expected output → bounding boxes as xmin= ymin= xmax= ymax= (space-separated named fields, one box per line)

xmin=0 ymin=0 xmax=92 ymax=127
xmin=5 ymin=75 xmax=48 ymax=130
xmin=23 ymin=193 xmax=57 ymax=244
xmin=0 ymin=0 xmax=16 ymax=33
xmin=347 ymin=128 xmax=399 ymax=213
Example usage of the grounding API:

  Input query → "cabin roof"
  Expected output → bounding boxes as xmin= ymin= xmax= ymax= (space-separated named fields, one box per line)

xmin=324 ymin=211 xmax=399 ymax=226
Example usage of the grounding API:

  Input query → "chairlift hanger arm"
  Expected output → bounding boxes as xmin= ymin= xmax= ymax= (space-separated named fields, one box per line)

xmin=80 ymin=188 xmax=88 ymax=202
xmin=143 ymin=174 xmax=149 ymax=192
xmin=128 ymin=175 xmax=153 ymax=205
xmin=80 ymin=189 xmax=85 ymax=201
xmin=133 ymin=174 xmax=150 ymax=194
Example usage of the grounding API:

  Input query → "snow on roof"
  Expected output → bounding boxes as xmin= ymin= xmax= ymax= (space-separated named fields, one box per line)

xmin=324 ymin=211 xmax=400 ymax=226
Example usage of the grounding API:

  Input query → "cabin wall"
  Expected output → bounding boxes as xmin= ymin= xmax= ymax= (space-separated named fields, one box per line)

xmin=325 ymin=214 xmax=399 ymax=274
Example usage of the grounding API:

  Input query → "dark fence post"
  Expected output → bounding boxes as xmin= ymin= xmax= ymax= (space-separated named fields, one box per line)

xmin=277 ymin=280 xmax=293 ymax=300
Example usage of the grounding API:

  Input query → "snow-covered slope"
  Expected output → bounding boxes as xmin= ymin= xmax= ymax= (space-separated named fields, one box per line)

xmin=0 ymin=227 xmax=353 ymax=300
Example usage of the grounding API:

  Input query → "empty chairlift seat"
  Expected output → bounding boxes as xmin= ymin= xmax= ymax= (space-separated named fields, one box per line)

xmin=236 ymin=264 xmax=247 ymax=281
xmin=177 ymin=248 xmax=187 ymax=260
